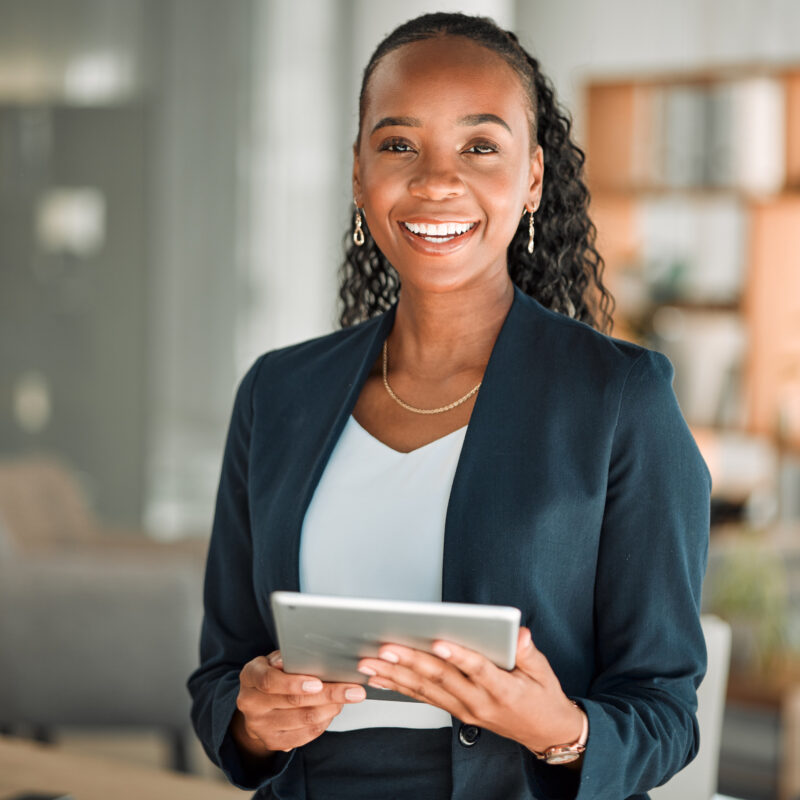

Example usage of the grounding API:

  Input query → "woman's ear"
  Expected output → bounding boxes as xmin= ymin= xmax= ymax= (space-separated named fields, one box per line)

xmin=528 ymin=144 xmax=544 ymax=210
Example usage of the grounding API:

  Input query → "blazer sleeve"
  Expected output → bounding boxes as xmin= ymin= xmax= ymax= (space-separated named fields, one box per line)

xmin=186 ymin=354 xmax=297 ymax=791
xmin=529 ymin=349 xmax=711 ymax=799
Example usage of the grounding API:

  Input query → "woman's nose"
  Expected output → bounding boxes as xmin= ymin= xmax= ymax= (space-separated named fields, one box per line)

xmin=408 ymin=153 xmax=465 ymax=201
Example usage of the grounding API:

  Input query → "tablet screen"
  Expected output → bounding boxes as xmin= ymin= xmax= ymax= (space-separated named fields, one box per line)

xmin=270 ymin=591 xmax=521 ymax=701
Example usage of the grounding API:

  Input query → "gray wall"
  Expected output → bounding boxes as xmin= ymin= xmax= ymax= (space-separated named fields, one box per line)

xmin=144 ymin=0 xmax=253 ymax=536
xmin=0 ymin=0 xmax=151 ymax=523
xmin=0 ymin=0 xmax=251 ymax=532
xmin=0 ymin=104 xmax=148 ymax=523
xmin=516 ymin=0 xmax=800 ymax=144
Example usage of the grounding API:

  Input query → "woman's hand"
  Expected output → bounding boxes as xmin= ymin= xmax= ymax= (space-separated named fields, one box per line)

xmin=356 ymin=627 xmax=585 ymax=758
xmin=232 ymin=650 xmax=367 ymax=758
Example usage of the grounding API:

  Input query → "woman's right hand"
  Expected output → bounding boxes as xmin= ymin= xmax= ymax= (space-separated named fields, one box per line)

xmin=231 ymin=650 xmax=367 ymax=757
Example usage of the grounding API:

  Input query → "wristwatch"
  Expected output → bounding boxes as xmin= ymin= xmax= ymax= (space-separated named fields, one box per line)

xmin=531 ymin=701 xmax=589 ymax=765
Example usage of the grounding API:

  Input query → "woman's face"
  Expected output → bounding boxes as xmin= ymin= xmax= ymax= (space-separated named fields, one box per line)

xmin=353 ymin=36 xmax=543 ymax=295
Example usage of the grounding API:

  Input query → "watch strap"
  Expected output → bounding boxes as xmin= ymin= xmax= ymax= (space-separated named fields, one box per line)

xmin=531 ymin=701 xmax=588 ymax=764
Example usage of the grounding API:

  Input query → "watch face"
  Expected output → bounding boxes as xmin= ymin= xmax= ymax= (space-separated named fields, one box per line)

xmin=545 ymin=749 xmax=580 ymax=765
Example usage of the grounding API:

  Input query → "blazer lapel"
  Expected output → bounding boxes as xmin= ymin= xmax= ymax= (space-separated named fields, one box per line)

xmin=441 ymin=286 xmax=556 ymax=611
xmin=253 ymin=307 xmax=396 ymax=595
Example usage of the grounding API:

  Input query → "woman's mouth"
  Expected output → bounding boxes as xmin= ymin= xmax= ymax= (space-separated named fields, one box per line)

xmin=401 ymin=221 xmax=477 ymax=243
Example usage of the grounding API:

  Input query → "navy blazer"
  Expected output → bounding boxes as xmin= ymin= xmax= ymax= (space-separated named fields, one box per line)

xmin=188 ymin=286 xmax=711 ymax=799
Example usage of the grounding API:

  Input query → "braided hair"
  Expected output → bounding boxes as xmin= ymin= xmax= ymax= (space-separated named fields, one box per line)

xmin=339 ymin=12 xmax=614 ymax=333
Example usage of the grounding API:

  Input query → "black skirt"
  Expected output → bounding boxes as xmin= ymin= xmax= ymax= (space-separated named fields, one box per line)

xmin=301 ymin=726 xmax=453 ymax=800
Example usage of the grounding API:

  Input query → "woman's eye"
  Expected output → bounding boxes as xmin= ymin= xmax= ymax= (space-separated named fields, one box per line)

xmin=465 ymin=142 xmax=499 ymax=155
xmin=379 ymin=138 xmax=415 ymax=153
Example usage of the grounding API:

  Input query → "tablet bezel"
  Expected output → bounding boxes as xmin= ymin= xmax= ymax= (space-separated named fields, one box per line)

xmin=270 ymin=591 xmax=521 ymax=702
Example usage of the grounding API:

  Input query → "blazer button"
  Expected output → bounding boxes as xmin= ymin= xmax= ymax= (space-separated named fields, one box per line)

xmin=458 ymin=724 xmax=481 ymax=747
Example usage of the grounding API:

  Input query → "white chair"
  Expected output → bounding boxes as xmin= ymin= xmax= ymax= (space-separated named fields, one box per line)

xmin=650 ymin=615 xmax=732 ymax=800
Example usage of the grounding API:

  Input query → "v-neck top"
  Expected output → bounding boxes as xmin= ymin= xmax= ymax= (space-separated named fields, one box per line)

xmin=299 ymin=414 xmax=467 ymax=731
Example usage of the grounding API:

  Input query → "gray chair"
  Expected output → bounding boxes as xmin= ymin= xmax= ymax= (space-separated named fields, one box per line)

xmin=0 ymin=455 xmax=208 ymax=771
xmin=650 ymin=615 xmax=732 ymax=800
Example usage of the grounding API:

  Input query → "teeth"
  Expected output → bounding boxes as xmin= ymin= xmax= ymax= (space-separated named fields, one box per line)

xmin=403 ymin=221 xmax=475 ymax=236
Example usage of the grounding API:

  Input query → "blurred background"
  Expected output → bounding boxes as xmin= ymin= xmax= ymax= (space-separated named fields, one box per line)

xmin=0 ymin=0 xmax=798 ymax=798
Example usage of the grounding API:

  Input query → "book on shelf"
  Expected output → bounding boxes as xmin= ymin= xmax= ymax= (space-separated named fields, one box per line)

xmin=706 ymin=81 xmax=736 ymax=187
xmin=662 ymin=84 xmax=709 ymax=189
xmin=731 ymin=76 xmax=786 ymax=194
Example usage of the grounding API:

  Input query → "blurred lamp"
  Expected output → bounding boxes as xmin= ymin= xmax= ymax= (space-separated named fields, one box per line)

xmin=13 ymin=371 xmax=52 ymax=434
xmin=35 ymin=188 xmax=105 ymax=258
xmin=63 ymin=53 xmax=132 ymax=104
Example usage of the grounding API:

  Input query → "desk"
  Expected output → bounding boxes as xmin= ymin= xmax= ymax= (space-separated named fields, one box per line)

xmin=0 ymin=734 xmax=750 ymax=800
xmin=0 ymin=736 xmax=248 ymax=800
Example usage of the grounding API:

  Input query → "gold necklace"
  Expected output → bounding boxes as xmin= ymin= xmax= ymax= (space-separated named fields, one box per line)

xmin=381 ymin=340 xmax=481 ymax=415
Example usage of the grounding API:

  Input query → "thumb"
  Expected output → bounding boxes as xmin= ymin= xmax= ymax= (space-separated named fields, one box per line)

xmin=516 ymin=626 xmax=534 ymax=660
xmin=515 ymin=626 xmax=544 ymax=676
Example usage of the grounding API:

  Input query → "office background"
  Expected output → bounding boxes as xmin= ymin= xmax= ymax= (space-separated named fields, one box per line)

xmin=1 ymin=1 xmax=799 ymax=798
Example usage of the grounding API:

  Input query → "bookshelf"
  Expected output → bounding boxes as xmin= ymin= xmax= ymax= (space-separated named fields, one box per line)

xmin=585 ymin=65 xmax=800 ymax=453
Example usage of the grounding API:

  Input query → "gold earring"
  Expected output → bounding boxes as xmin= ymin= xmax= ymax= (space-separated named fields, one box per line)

xmin=527 ymin=209 xmax=535 ymax=255
xmin=353 ymin=201 xmax=365 ymax=247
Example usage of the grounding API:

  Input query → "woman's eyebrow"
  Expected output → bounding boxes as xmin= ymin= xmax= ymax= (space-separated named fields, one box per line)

xmin=458 ymin=113 xmax=512 ymax=133
xmin=371 ymin=116 xmax=420 ymax=134
xmin=370 ymin=113 xmax=512 ymax=135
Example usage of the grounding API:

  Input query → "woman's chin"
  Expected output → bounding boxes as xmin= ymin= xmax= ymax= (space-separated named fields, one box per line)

xmin=393 ymin=259 xmax=511 ymax=298
xmin=396 ymin=271 xmax=479 ymax=296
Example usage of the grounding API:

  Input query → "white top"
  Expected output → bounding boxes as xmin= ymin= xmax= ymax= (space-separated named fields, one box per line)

xmin=299 ymin=414 xmax=467 ymax=731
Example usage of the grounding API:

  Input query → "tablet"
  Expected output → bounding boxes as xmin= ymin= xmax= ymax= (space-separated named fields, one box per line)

xmin=270 ymin=591 xmax=521 ymax=702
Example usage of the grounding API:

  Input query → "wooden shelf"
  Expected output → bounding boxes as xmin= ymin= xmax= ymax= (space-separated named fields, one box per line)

xmin=590 ymin=186 xmax=800 ymax=201
xmin=585 ymin=66 xmax=800 ymax=449
xmin=651 ymin=300 xmax=742 ymax=313
xmin=583 ymin=61 xmax=800 ymax=88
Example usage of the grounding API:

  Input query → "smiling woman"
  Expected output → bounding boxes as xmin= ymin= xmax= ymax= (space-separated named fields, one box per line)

xmin=188 ymin=12 xmax=711 ymax=800
xmin=352 ymin=35 xmax=540 ymax=298
xmin=340 ymin=15 xmax=613 ymax=335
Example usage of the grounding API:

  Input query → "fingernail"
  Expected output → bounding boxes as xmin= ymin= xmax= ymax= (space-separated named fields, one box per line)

xmin=368 ymin=680 xmax=391 ymax=690
xmin=302 ymin=680 xmax=323 ymax=693
xmin=345 ymin=687 xmax=366 ymax=701
xmin=379 ymin=650 xmax=399 ymax=663
xmin=432 ymin=643 xmax=451 ymax=659
xmin=358 ymin=665 xmax=376 ymax=676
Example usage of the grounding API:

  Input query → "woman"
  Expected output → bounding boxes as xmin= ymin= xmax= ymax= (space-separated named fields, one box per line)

xmin=188 ymin=12 xmax=710 ymax=799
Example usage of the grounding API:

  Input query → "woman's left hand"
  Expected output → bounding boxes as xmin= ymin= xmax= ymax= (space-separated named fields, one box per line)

xmin=356 ymin=626 xmax=584 ymax=756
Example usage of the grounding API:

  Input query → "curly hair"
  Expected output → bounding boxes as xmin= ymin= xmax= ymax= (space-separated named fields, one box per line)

xmin=338 ymin=12 xmax=614 ymax=334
